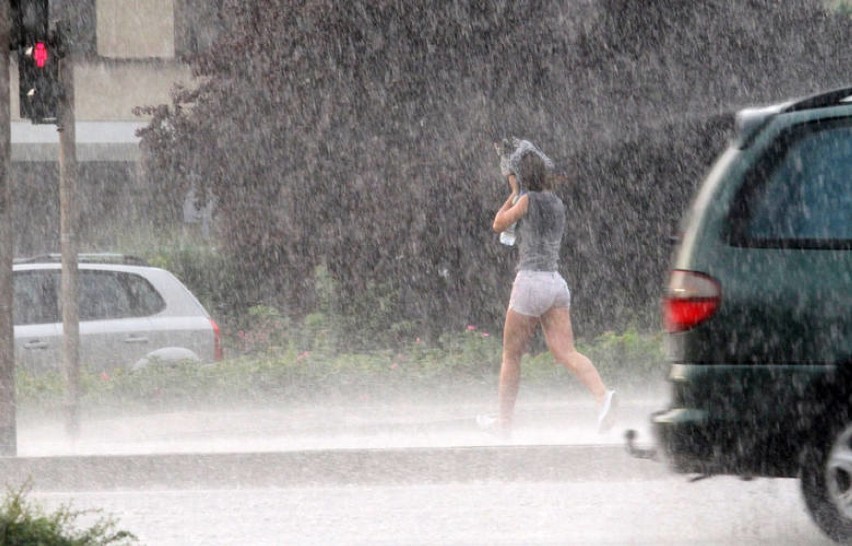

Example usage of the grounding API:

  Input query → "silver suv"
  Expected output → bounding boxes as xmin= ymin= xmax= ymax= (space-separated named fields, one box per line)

xmin=13 ymin=254 xmax=222 ymax=372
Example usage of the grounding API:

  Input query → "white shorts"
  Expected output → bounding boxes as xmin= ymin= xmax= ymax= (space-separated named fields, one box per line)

xmin=508 ymin=270 xmax=571 ymax=318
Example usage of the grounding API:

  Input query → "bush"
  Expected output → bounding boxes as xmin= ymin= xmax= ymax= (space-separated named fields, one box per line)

xmin=0 ymin=483 xmax=136 ymax=545
xmin=517 ymin=328 xmax=667 ymax=392
xmin=577 ymin=328 xmax=667 ymax=388
xmin=16 ymin=326 xmax=665 ymax=412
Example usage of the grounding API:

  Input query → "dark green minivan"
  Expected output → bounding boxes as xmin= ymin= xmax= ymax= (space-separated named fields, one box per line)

xmin=652 ymin=87 xmax=852 ymax=541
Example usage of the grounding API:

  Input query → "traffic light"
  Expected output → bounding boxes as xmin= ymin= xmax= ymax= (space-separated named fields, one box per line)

xmin=19 ymin=39 xmax=59 ymax=122
xmin=13 ymin=0 xmax=60 ymax=123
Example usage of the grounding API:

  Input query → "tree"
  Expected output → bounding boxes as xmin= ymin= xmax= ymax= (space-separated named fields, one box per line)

xmin=136 ymin=0 xmax=851 ymax=342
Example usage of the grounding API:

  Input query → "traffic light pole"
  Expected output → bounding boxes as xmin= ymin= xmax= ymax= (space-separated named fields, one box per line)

xmin=57 ymin=24 xmax=80 ymax=441
xmin=0 ymin=0 xmax=17 ymax=457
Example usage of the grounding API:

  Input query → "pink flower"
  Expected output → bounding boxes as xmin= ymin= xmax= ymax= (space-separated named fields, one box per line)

xmin=466 ymin=325 xmax=477 ymax=331
xmin=100 ymin=371 xmax=110 ymax=382
xmin=390 ymin=363 xmax=399 ymax=370
xmin=481 ymin=332 xmax=490 ymax=338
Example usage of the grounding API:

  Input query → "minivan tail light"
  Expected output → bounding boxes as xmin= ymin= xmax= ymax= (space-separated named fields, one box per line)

xmin=210 ymin=318 xmax=223 ymax=361
xmin=664 ymin=270 xmax=721 ymax=332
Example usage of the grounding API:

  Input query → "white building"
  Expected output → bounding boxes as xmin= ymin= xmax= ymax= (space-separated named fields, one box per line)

xmin=12 ymin=0 xmax=221 ymax=252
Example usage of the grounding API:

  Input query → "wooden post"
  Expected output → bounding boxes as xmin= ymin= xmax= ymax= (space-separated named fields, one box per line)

xmin=57 ymin=24 xmax=79 ymax=441
xmin=0 ymin=0 xmax=17 ymax=457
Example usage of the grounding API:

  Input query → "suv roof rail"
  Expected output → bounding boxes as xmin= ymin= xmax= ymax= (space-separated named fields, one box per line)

xmin=782 ymin=86 xmax=852 ymax=113
xmin=734 ymin=86 xmax=852 ymax=149
xmin=733 ymin=104 xmax=793 ymax=149
xmin=14 ymin=253 xmax=149 ymax=265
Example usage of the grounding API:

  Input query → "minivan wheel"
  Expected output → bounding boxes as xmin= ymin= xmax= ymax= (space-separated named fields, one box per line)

xmin=802 ymin=420 xmax=852 ymax=543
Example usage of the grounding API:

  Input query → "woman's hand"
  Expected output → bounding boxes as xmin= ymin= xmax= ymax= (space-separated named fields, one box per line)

xmin=493 ymin=192 xmax=529 ymax=233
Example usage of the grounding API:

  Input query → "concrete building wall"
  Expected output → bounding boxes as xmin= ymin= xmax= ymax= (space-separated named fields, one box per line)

xmin=73 ymin=61 xmax=192 ymax=120
xmin=11 ymin=60 xmax=194 ymax=122
xmin=96 ymin=0 xmax=176 ymax=59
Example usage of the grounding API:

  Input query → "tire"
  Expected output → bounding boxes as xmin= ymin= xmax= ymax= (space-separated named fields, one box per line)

xmin=801 ymin=419 xmax=852 ymax=543
xmin=132 ymin=347 xmax=201 ymax=371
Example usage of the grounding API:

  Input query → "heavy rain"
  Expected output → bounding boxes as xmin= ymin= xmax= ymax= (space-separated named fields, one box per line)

xmin=0 ymin=0 xmax=850 ymax=544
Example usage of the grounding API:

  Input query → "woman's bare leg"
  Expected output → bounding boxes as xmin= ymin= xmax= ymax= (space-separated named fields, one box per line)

xmin=540 ymin=306 xmax=607 ymax=403
xmin=499 ymin=308 xmax=538 ymax=430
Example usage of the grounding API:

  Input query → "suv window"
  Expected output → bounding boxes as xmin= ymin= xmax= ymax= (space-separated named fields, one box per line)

xmin=79 ymin=272 xmax=132 ymax=320
xmin=74 ymin=271 xmax=166 ymax=321
xmin=730 ymin=121 xmax=852 ymax=248
xmin=123 ymin=272 xmax=167 ymax=317
xmin=13 ymin=271 xmax=59 ymax=325
xmin=14 ymin=269 xmax=166 ymax=325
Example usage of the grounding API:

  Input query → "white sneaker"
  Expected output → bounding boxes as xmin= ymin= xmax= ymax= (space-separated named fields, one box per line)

xmin=476 ymin=414 xmax=510 ymax=439
xmin=476 ymin=413 xmax=499 ymax=431
xmin=597 ymin=390 xmax=618 ymax=433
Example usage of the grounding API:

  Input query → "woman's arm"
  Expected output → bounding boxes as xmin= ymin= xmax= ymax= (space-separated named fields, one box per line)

xmin=492 ymin=175 xmax=529 ymax=233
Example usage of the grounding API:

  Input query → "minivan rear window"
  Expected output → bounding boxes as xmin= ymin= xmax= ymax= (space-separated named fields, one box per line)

xmin=728 ymin=119 xmax=852 ymax=249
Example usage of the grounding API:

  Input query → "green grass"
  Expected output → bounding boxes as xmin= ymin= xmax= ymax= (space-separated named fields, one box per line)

xmin=16 ymin=327 xmax=666 ymax=414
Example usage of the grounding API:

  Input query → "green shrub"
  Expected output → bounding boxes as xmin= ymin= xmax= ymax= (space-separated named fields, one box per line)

xmin=234 ymin=305 xmax=292 ymax=354
xmin=577 ymin=328 xmax=668 ymax=388
xmin=831 ymin=0 xmax=852 ymax=15
xmin=15 ymin=327 xmax=666 ymax=411
xmin=0 ymin=484 xmax=136 ymax=545
xmin=509 ymin=328 xmax=667 ymax=392
xmin=434 ymin=324 xmax=500 ymax=375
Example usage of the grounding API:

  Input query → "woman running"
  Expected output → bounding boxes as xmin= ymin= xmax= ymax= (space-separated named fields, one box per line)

xmin=483 ymin=147 xmax=616 ymax=437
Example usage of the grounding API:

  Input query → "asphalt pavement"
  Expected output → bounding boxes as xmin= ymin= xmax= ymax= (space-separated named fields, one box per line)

xmin=6 ymin=390 xmax=835 ymax=546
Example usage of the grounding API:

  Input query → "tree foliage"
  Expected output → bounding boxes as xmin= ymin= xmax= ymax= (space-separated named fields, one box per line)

xmin=136 ymin=0 xmax=851 ymax=340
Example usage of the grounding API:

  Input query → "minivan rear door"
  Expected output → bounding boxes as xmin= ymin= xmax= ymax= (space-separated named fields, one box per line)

xmin=722 ymin=118 xmax=852 ymax=363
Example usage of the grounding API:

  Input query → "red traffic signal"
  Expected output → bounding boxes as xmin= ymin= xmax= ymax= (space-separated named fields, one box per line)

xmin=32 ymin=42 xmax=48 ymax=68
xmin=19 ymin=39 xmax=60 ymax=123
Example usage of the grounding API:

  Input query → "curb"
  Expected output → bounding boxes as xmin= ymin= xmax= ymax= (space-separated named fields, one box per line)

xmin=1 ymin=445 xmax=670 ymax=491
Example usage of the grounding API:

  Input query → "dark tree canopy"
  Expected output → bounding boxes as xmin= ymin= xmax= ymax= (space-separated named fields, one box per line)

xmin=136 ymin=0 xmax=851 ymax=343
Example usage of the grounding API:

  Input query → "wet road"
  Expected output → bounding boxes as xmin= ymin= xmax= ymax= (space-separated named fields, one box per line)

xmin=33 ymin=465 xmax=831 ymax=545
xmin=7 ymin=394 xmax=835 ymax=544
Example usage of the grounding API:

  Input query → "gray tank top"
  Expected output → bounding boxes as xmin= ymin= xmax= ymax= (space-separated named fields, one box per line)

xmin=517 ymin=191 xmax=565 ymax=272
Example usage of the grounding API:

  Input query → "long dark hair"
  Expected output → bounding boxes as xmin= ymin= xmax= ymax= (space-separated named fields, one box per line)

xmin=518 ymin=152 xmax=553 ymax=192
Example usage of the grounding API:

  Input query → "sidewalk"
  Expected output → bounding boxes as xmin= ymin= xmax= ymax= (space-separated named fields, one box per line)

xmin=15 ymin=390 xmax=665 ymax=457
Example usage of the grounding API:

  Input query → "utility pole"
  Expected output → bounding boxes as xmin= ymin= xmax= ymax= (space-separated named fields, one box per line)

xmin=15 ymin=2 xmax=78 ymax=442
xmin=0 ymin=0 xmax=16 ymax=457
xmin=56 ymin=22 xmax=79 ymax=441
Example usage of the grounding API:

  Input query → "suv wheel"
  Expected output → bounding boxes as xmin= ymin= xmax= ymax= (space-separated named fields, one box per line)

xmin=802 ymin=417 xmax=852 ymax=543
